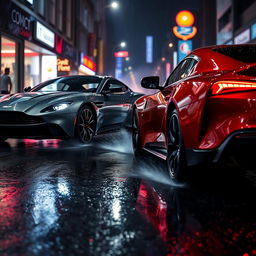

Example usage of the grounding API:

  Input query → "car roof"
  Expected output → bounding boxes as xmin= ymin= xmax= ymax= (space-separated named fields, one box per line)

xmin=186 ymin=44 xmax=256 ymax=73
xmin=55 ymin=75 xmax=111 ymax=80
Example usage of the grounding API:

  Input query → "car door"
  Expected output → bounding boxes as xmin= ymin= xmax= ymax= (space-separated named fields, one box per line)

xmin=97 ymin=79 xmax=132 ymax=130
xmin=160 ymin=57 xmax=199 ymax=143
xmin=142 ymin=58 xmax=198 ymax=147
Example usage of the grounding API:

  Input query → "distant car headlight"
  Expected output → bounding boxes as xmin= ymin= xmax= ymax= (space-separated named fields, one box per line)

xmin=41 ymin=102 xmax=73 ymax=113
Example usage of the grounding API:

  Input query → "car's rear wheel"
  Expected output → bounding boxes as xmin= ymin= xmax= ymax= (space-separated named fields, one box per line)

xmin=76 ymin=105 xmax=96 ymax=144
xmin=167 ymin=110 xmax=187 ymax=181
xmin=132 ymin=110 xmax=142 ymax=154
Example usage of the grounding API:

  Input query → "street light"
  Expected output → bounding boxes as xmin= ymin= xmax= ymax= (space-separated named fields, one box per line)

xmin=110 ymin=1 xmax=119 ymax=9
xmin=120 ymin=41 xmax=126 ymax=48
xmin=168 ymin=42 xmax=174 ymax=48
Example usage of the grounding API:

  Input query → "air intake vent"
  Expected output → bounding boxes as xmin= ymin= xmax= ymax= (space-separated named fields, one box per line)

xmin=0 ymin=111 xmax=45 ymax=125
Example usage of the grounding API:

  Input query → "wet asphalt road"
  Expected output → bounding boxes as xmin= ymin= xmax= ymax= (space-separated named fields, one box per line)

xmin=0 ymin=130 xmax=256 ymax=256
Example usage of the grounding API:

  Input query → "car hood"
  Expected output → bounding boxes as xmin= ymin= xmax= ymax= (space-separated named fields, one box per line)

xmin=0 ymin=92 xmax=84 ymax=113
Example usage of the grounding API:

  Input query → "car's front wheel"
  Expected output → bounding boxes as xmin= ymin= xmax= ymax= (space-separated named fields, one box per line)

xmin=167 ymin=110 xmax=187 ymax=181
xmin=76 ymin=105 xmax=96 ymax=144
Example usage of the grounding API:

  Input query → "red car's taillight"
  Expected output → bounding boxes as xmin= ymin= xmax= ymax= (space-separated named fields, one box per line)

xmin=210 ymin=81 xmax=256 ymax=95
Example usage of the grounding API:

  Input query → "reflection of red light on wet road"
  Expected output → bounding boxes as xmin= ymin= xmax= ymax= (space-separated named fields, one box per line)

xmin=135 ymin=182 xmax=168 ymax=241
xmin=22 ymin=139 xmax=60 ymax=148
xmin=135 ymin=182 xmax=256 ymax=256
xmin=0 ymin=184 xmax=24 ymax=249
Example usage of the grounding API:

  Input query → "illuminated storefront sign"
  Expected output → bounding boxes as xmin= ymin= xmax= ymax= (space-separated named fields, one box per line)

xmin=115 ymin=57 xmax=123 ymax=79
xmin=114 ymin=51 xmax=129 ymax=58
xmin=55 ymin=35 xmax=63 ymax=54
xmin=35 ymin=21 xmax=55 ymax=48
xmin=173 ymin=10 xmax=197 ymax=41
xmin=234 ymin=29 xmax=250 ymax=44
xmin=251 ymin=23 xmax=256 ymax=40
xmin=1 ymin=2 xmax=33 ymax=40
xmin=83 ymin=56 xmax=96 ymax=72
xmin=57 ymin=58 xmax=71 ymax=72
xmin=178 ymin=40 xmax=192 ymax=62
xmin=79 ymin=55 xmax=96 ymax=75
xmin=11 ymin=9 xmax=31 ymax=31
xmin=146 ymin=36 xmax=153 ymax=63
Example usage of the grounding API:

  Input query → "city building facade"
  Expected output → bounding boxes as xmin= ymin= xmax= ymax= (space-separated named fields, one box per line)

xmin=217 ymin=0 xmax=256 ymax=45
xmin=0 ymin=0 xmax=105 ymax=93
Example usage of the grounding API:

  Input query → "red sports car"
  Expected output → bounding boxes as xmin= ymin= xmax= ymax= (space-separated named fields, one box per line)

xmin=132 ymin=44 xmax=256 ymax=181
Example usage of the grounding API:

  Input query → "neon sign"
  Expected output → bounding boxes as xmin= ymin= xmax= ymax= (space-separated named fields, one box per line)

xmin=57 ymin=58 xmax=71 ymax=72
xmin=83 ymin=56 xmax=96 ymax=72
xmin=114 ymin=51 xmax=129 ymax=58
xmin=173 ymin=10 xmax=197 ymax=40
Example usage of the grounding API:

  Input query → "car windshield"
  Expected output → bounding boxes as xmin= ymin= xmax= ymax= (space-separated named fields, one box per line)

xmin=31 ymin=76 xmax=102 ymax=93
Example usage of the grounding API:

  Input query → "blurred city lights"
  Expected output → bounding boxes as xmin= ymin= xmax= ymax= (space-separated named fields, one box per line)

xmin=168 ymin=42 xmax=174 ymax=48
xmin=120 ymin=41 xmax=126 ymax=48
xmin=175 ymin=10 xmax=195 ymax=27
xmin=110 ymin=1 xmax=119 ymax=9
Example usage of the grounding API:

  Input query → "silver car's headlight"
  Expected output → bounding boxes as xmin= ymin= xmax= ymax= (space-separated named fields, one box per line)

xmin=53 ymin=103 xmax=71 ymax=111
xmin=41 ymin=102 xmax=73 ymax=113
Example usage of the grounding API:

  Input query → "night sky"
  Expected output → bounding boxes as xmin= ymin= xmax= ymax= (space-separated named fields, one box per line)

xmin=105 ymin=0 xmax=201 ymax=85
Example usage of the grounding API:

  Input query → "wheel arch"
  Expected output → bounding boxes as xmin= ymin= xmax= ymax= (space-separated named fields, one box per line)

xmin=166 ymin=101 xmax=177 ymax=127
xmin=74 ymin=102 xmax=98 ymax=135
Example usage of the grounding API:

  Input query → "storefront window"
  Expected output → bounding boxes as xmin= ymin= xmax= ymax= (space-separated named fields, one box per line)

xmin=24 ymin=41 xmax=57 ymax=88
xmin=1 ymin=37 xmax=17 ymax=93
xmin=24 ymin=46 xmax=40 ymax=87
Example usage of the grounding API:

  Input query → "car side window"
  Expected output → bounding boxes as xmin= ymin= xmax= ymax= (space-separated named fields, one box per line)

xmin=103 ymin=80 xmax=128 ymax=95
xmin=166 ymin=58 xmax=198 ymax=86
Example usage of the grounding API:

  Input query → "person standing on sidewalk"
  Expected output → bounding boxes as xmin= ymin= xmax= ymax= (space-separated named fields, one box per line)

xmin=0 ymin=68 xmax=13 ymax=94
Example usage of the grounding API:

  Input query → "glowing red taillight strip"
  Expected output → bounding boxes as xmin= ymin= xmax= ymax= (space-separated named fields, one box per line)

xmin=211 ymin=81 xmax=256 ymax=95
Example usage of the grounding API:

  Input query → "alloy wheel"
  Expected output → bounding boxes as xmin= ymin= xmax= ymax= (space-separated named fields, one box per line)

xmin=167 ymin=112 xmax=182 ymax=179
xmin=77 ymin=107 xmax=95 ymax=143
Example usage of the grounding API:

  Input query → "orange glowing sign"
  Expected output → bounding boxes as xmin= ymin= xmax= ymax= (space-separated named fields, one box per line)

xmin=173 ymin=10 xmax=197 ymax=40
xmin=83 ymin=56 xmax=96 ymax=72
xmin=114 ymin=51 xmax=129 ymax=58
xmin=172 ymin=26 xmax=197 ymax=40
xmin=57 ymin=58 xmax=71 ymax=72
xmin=176 ymin=10 xmax=194 ymax=27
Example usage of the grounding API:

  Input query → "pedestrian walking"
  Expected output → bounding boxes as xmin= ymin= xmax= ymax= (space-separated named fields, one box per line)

xmin=0 ymin=68 xmax=13 ymax=94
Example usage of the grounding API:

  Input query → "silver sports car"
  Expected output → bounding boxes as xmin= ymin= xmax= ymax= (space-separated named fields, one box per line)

xmin=0 ymin=76 xmax=143 ymax=143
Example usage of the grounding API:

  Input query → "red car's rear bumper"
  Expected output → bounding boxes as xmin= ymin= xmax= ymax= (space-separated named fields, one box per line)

xmin=198 ymin=91 xmax=256 ymax=150
xmin=187 ymin=129 xmax=256 ymax=166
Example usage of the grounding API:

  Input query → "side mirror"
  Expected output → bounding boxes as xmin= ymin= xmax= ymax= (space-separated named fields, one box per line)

xmin=24 ymin=86 xmax=31 ymax=92
xmin=141 ymin=76 xmax=160 ymax=89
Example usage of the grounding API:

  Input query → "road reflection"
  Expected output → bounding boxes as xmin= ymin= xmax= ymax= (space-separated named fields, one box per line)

xmin=0 ymin=133 xmax=255 ymax=256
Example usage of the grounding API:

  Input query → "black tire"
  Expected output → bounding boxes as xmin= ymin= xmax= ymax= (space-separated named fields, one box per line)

xmin=75 ymin=105 xmax=96 ymax=144
xmin=132 ymin=110 xmax=142 ymax=155
xmin=167 ymin=110 xmax=187 ymax=181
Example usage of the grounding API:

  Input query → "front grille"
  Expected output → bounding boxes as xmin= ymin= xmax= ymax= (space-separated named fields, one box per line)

xmin=0 ymin=111 xmax=45 ymax=125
